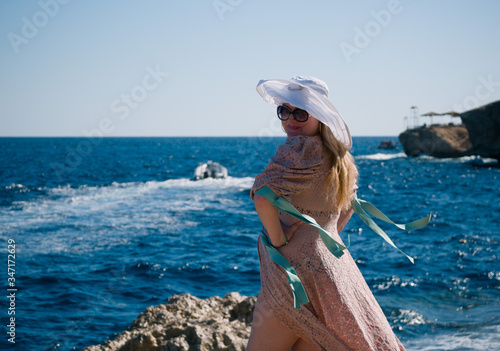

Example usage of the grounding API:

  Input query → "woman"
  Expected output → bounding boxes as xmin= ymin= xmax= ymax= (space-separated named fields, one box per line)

xmin=246 ymin=76 xmax=406 ymax=350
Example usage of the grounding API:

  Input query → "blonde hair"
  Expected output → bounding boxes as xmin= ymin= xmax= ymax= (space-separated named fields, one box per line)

xmin=319 ymin=123 xmax=358 ymax=211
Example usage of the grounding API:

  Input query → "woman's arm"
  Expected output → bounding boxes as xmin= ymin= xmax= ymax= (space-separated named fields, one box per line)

xmin=253 ymin=193 xmax=302 ymax=247
xmin=337 ymin=206 xmax=354 ymax=233
xmin=337 ymin=187 xmax=357 ymax=233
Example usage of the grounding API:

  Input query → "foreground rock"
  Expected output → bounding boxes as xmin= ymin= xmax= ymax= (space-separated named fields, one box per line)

xmin=398 ymin=124 xmax=471 ymax=158
xmin=83 ymin=292 xmax=256 ymax=351
xmin=460 ymin=100 xmax=500 ymax=161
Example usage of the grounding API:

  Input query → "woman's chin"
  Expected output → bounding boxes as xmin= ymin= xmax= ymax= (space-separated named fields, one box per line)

xmin=286 ymin=128 xmax=303 ymax=137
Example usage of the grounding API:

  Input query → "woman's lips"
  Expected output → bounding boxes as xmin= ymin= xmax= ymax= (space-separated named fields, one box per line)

xmin=288 ymin=125 xmax=301 ymax=130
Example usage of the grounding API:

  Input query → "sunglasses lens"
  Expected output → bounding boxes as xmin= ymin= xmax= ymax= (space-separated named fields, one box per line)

xmin=294 ymin=109 xmax=309 ymax=122
xmin=277 ymin=106 xmax=291 ymax=120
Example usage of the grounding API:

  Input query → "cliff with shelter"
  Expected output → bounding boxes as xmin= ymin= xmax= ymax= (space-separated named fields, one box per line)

xmin=399 ymin=100 xmax=500 ymax=162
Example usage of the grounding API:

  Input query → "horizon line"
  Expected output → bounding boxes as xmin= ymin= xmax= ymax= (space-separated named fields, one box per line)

xmin=0 ymin=135 xmax=400 ymax=138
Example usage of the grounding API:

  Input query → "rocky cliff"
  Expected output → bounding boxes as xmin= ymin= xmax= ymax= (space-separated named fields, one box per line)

xmin=399 ymin=100 xmax=500 ymax=161
xmin=398 ymin=124 xmax=471 ymax=158
xmin=460 ymin=100 xmax=500 ymax=161
xmin=82 ymin=292 xmax=256 ymax=351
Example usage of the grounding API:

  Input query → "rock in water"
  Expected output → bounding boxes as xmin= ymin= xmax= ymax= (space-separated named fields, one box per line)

xmin=398 ymin=124 xmax=472 ymax=158
xmin=82 ymin=292 xmax=257 ymax=351
xmin=399 ymin=100 xmax=500 ymax=160
xmin=460 ymin=100 xmax=500 ymax=161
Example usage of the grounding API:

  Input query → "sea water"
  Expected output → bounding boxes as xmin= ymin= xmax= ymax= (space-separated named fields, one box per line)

xmin=0 ymin=137 xmax=498 ymax=351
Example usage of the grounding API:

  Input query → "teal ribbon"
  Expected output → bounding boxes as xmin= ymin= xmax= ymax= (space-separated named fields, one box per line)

xmin=260 ymin=230 xmax=309 ymax=309
xmin=351 ymin=197 xmax=432 ymax=264
xmin=254 ymin=185 xmax=431 ymax=309
xmin=255 ymin=186 xmax=348 ymax=259
xmin=255 ymin=186 xmax=349 ymax=309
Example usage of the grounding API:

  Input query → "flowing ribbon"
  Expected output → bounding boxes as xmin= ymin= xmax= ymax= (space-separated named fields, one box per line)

xmin=351 ymin=198 xmax=432 ymax=264
xmin=254 ymin=186 xmax=431 ymax=309
xmin=255 ymin=186 xmax=348 ymax=258
xmin=260 ymin=230 xmax=309 ymax=309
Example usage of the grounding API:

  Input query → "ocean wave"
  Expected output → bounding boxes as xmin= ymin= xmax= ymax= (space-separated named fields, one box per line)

xmin=417 ymin=155 xmax=499 ymax=164
xmin=4 ymin=183 xmax=28 ymax=191
xmin=2 ymin=183 xmax=47 ymax=192
xmin=16 ymin=176 xmax=255 ymax=214
xmin=393 ymin=309 xmax=427 ymax=326
xmin=356 ymin=152 xmax=407 ymax=160
xmin=356 ymin=153 xmax=498 ymax=165
xmin=48 ymin=176 xmax=255 ymax=195
xmin=0 ymin=176 xmax=257 ymax=254
xmin=1 ymin=176 xmax=255 ymax=199
xmin=0 ymin=183 xmax=47 ymax=207
xmin=405 ymin=324 xmax=500 ymax=351
xmin=372 ymin=276 xmax=419 ymax=291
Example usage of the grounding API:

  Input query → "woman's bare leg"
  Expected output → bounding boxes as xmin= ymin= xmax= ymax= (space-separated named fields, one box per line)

xmin=246 ymin=293 xmax=299 ymax=351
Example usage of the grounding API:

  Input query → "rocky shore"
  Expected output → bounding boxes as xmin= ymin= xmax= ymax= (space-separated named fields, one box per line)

xmin=399 ymin=100 xmax=500 ymax=161
xmin=82 ymin=292 xmax=256 ymax=351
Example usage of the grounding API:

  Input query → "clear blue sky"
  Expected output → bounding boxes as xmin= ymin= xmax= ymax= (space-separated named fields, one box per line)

xmin=1 ymin=0 xmax=499 ymax=137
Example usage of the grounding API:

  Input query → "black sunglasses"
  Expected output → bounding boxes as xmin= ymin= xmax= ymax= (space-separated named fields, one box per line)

xmin=277 ymin=105 xmax=309 ymax=122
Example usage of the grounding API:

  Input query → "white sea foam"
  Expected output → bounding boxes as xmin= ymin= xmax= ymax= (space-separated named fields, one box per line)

xmin=48 ymin=176 xmax=254 ymax=195
xmin=0 ymin=176 xmax=256 ymax=254
xmin=4 ymin=183 xmax=26 ymax=190
xmin=356 ymin=153 xmax=498 ymax=164
xmin=356 ymin=152 xmax=407 ymax=160
xmin=2 ymin=183 xmax=44 ymax=193
xmin=42 ymin=176 xmax=254 ymax=214
xmin=417 ymin=155 xmax=498 ymax=164
xmin=373 ymin=276 xmax=419 ymax=291
xmin=406 ymin=324 xmax=500 ymax=351
xmin=393 ymin=309 xmax=427 ymax=326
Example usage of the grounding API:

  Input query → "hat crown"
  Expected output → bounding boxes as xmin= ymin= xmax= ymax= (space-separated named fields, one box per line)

xmin=255 ymin=76 xmax=352 ymax=150
xmin=290 ymin=76 xmax=329 ymax=98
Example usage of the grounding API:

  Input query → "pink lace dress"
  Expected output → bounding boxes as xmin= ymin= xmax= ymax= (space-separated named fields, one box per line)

xmin=251 ymin=135 xmax=406 ymax=351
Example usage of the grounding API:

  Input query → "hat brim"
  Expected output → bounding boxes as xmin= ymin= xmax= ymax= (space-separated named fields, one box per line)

xmin=257 ymin=79 xmax=352 ymax=150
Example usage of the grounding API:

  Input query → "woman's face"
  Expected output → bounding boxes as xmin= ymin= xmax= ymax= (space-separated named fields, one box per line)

xmin=281 ymin=103 xmax=320 ymax=137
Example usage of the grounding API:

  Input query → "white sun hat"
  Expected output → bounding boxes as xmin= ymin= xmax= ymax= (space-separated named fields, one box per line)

xmin=256 ymin=76 xmax=352 ymax=150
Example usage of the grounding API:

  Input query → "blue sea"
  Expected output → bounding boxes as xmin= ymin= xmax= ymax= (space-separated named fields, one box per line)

xmin=0 ymin=136 xmax=499 ymax=351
